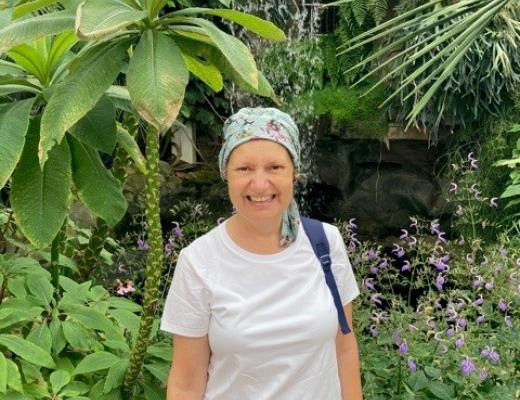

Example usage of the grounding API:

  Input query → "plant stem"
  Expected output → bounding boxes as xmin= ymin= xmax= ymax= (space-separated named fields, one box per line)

xmin=123 ymin=126 xmax=164 ymax=397
xmin=51 ymin=222 xmax=66 ymax=299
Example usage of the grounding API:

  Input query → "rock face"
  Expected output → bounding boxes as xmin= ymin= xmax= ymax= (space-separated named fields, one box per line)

xmin=309 ymin=128 xmax=446 ymax=239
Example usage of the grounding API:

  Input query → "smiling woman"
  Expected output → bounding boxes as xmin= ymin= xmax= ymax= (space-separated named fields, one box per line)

xmin=160 ymin=107 xmax=363 ymax=400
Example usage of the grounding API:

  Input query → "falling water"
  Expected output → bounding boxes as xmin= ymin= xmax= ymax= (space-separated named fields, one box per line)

xmin=225 ymin=0 xmax=326 ymax=214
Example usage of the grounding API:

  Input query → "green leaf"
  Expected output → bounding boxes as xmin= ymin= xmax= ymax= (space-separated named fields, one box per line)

xmin=108 ymin=297 xmax=142 ymax=312
xmin=0 ymin=98 xmax=35 ymax=189
xmin=47 ymin=31 xmax=77 ymax=80
xmin=103 ymin=358 xmax=128 ymax=393
xmin=0 ymin=334 xmax=55 ymax=368
xmin=0 ymin=10 xmax=75 ymax=55
xmin=60 ymin=381 xmax=90 ymax=396
xmin=407 ymin=370 xmax=428 ymax=392
xmin=75 ymin=0 xmax=147 ymax=39
xmin=50 ymin=369 xmax=71 ymax=394
xmin=428 ymin=382 xmax=455 ymax=400
xmin=26 ymin=273 xmax=54 ymax=306
xmin=5 ymin=359 xmax=23 ymax=394
xmin=68 ymin=135 xmax=127 ymax=226
xmin=49 ymin=317 xmax=67 ymax=355
xmin=109 ymin=309 xmax=139 ymax=338
xmin=0 ymin=352 xmax=6 ymax=394
xmin=174 ymin=17 xmax=257 ymax=89
xmin=13 ymin=0 xmax=62 ymax=19
xmin=102 ymin=340 xmax=130 ymax=354
xmin=143 ymin=362 xmax=169 ymax=385
xmin=26 ymin=323 xmax=52 ymax=353
xmin=10 ymin=121 xmax=72 ymax=248
xmin=141 ymin=381 xmax=164 ymax=400
xmin=501 ymin=184 xmax=520 ymax=199
xmin=70 ymin=95 xmax=117 ymax=154
xmin=146 ymin=343 xmax=172 ymax=362
xmin=127 ymin=30 xmax=188 ymax=132
xmin=116 ymin=126 xmax=147 ymax=175
xmin=65 ymin=305 xmax=120 ymax=337
xmin=180 ymin=50 xmax=223 ymax=92
xmin=7 ymin=43 xmax=47 ymax=83
xmin=62 ymin=319 xmax=93 ymax=351
xmin=106 ymin=85 xmax=136 ymax=113
xmin=72 ymin=352 xmax=119 ymax=376
xmin=39 ymin=39 xmax=129 ymax=166
xmin=169 ymin=8 xmax=285 ymax=41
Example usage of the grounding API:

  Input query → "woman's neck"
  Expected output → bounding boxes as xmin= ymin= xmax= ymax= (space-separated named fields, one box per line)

xmin=226 ymin=214 xmax=284 ymax=255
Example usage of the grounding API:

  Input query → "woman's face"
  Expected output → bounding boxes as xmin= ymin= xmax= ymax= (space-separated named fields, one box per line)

xmin=226 ymin=139 xmax=295 ymax=226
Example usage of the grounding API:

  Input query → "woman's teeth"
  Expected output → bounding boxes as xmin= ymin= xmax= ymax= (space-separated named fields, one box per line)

xmin=249 ymin=195 xmax=273 ymax=202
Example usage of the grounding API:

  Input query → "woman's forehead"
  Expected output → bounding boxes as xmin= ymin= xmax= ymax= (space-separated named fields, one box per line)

xmin=227 ymin=139 xmax=293 ymax=161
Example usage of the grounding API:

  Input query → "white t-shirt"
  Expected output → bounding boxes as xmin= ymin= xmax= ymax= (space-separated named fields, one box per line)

xmin=160 ymin=220 xmax=360 ymax=400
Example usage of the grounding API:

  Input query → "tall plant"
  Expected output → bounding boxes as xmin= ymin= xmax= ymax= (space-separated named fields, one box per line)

xmin=332 ymin=0 xmax=519 ymax=138
xmin=0 ymin=0 xmax=284 ymax=397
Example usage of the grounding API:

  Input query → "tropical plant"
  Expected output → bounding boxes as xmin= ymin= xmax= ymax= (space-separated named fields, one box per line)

xmin=494 ymin=123 xmax=520 ymax=233
xmin=0 ymin=0 xmax=285 ymax=397
xmin=333 ymin=0 xmax=520 ymax=139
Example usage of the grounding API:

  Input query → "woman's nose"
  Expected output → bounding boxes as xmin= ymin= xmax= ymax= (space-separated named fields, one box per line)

xmin=249 ymin=171 xmax=270 ymax=191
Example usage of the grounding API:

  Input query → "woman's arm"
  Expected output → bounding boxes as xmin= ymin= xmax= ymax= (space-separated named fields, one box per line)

xmin=336 ymin=303 xmax=363 ymax=400
xmin=167 ymin=334 xmax=210 ymax=400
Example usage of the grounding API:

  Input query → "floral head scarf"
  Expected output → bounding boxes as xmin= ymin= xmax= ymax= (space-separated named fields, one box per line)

xmin=218 ymin=107 xmax=301 ymax=246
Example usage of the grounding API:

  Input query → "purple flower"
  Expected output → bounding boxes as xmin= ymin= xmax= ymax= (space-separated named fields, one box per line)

xmin=480 ymin=256 xmax=488 ymax=266
xmin=446 ymin=327 xmax=455 ymax=337
xmin=392 ymin=244 xmax=405 ymax=258
xmin=498 ymin=300 xmax=508 ymax=313
xmin=499 ymin=246 xmax=508 ymax=256
xmin=484 ymin=281 xmax=494 ymax=291
xmin=366 ymin=248 xmax=378 ymax=261
xmin=456 ymin=205 xmax=464 ymax=216
xmin=505 ymin=316 xmax=512 ymax=327
xmin=371 ymin=294 xmax=383 ymax=306
xmin=409 ymin=217 xmax=418 ymax=229
xmin=457 ymin=319 xmax=468 ymax=329
xmin=516 ymin=257 xmax=520 ymax=267
xmin=369 ymin=265 xmax=379 ymax=275
xmin=171 ymin=222 xmax=183 ymax=237
xmin=137 ymin=238 xmax=150 ymax=251
xmin=399 ymin=229 xmax=409 ymax=239
xmin=363 ymin=278 xmax=376 ymax=291
xmin=455 ymin=336 xmax=465 ymax=348
xmin=489 ymin=349 xmax=500 ymax=364
xmin=490 ymin=197 xmax=498 ymax=208
xmin=473 ymin=295 xmax=484 ymax=307
xmin=480 ymin=347 xmax=491 ymax=358
xmin=466 ymin=254 xmax=474 ymax=264
xmin=194 ymin=204 xmax=204 ymax=216
xmin=439 ymin=344 xmax=448 ymax=354
xmin=467 ymin=152 xmax=478 ymax=170
xmin=426 ymin=317 xmax=437 ymax=329
xmin=164 ymin=243 xmax=173 ymax=256
xmin=408 ymin=236 xmax=417 ymax=247
xmin=399 ymin=342 xmax=409 ymax=354
xmin=401 ymin=260 xmax=412 ymax=272
xmin=378 ymin=259 xmax=389 ymax=269
xmin=430 ymin=221 xmax=441 ymax=235
xmin=407 ymin=359 xmax=417 ymax=372
xmin=369 ymin=325 xmax=379 ymax=337
xmin=472 ymin=275 xmax=483 ymax=288
xmin=460 ymin=357 xmax=476 ymax=376
xmin=470 ymin=184 xmax=481 ymax=198
xmin=435 ymin=274 xmax=446 ymax=291
xmin=448 ymin=183 xmax=458 ymax=193
xmin=436 ymin=232 xmax=447 ymax=243
xmin=476 ymin=315 xmax=485 ymax=324
xmin=480 ymin=369 xmax=489 ymax=381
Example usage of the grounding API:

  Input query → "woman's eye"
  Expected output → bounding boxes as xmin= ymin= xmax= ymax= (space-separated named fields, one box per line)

xmin=237 ymin=167 xmax=250 ymax=172
xmin=270 ymin=165 xmax=284 ymax=171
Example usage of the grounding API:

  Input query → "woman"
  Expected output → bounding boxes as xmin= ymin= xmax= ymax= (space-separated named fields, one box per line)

xmin=161 ymin=107 xmax=363 ymax=399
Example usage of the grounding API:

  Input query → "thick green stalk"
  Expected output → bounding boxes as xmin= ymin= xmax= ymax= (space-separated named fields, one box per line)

xmin=51 ymin=222 xmax=66 ymax=299
xmin=123 ymin=126 xmax=164 ymax=396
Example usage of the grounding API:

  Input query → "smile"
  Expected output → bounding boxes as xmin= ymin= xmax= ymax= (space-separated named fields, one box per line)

xmin=247 ymin=195 xmax=276 ymax=203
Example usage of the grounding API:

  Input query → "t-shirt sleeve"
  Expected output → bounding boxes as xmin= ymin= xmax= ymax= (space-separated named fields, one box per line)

xmin=329 ymin=226 xmax=360 ymax=306
xmin=160 ymin=250 xmax=211 ymax=337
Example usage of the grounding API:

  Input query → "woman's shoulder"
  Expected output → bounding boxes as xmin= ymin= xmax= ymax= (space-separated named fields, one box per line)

xmin=183 ymin=223 xmax=222 ymax=256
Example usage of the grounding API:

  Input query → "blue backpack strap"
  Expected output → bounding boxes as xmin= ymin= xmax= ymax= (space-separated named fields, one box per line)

xmin=301 ymin=217 xmax=351 ymax=334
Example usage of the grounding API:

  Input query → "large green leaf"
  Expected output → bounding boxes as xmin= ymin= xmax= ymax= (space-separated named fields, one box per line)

xmin=26 ymin=323 xmax=53 ymax=354
xmin=0 ymin=10 xmax=75 ymax=55
xmin=5 ymin=359 xmax=23 ymax=394
xmin=72 ymin=352 xmax=119 ymax=376
xmin=173 ymin=17 xmax=258 ymax=89
xmin=180 ymin=50 xmax=223 ymax=92
xmin=127 ymin=30 xmax=188 ymax=132
xmin=39 ymin=39 xmax=129 ymax=166
xmin=103 ymin=358 xmax=128 ymax=393
xmin=50 ymin=370 xmax=71 ymax=395
xmin=70 ymin=95 xmax=117 ymax=154
xmin=167 ymin=8 xmax=286 ymax=41
xmin=26 ymin=274 xmax=54 ymax=306
xmin=0 ymin=98 xmax=35 ymax=189
xmin=75 ymin=0 xmax=147 ymax=39
xmin=10 ymin=122 xmax=72 ymax=248
xmin=13 ymin=0 xmax=62 ymax=19
xmin=62 ymin=319 xmax=93 ymax=351
xmin=0 ymin=334 xmax=55 ymax=369
xmin=68 ymin=135 xmax=127 ymax=226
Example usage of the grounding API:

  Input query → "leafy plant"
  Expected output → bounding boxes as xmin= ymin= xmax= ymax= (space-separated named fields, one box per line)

xmin=334 ymin=0 xmax=520 ymax=139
